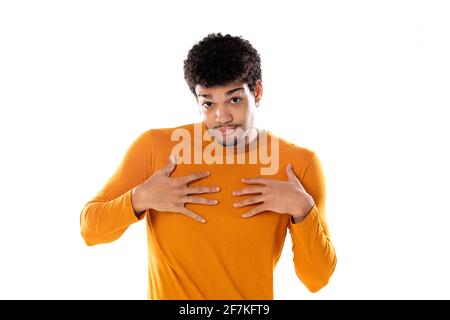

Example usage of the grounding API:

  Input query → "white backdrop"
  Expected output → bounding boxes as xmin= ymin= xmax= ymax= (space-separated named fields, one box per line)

xmin=1 ymin=0 xmax=449 ymax=299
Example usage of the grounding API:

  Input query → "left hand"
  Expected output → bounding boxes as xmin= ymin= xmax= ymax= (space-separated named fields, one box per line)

xmin=232 ymin=163 xmax=315 ymax=223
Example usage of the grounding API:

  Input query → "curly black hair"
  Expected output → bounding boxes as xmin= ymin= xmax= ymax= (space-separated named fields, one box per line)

xmin=183 ymin=33 xmax=262 ymax=96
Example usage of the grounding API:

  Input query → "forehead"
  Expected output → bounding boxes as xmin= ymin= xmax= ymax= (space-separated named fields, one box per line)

xmin=195 ymin=82 xmax=249 ymax=97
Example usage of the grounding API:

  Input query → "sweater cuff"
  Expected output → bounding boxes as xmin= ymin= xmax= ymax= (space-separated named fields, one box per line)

xmin=289 ymin=204 xmax=320 ymax=235
xmin=123 ymin=189 xmax=146 ymax=223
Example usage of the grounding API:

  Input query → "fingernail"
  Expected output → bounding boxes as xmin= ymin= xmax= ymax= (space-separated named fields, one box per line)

xmin=215 ymin=187 xmax=220 ymax=191
xmin=201 ymin=218 xmax=206 ymax=223
xmin=213 ymin=200 xmax=218 ymax=204
xmin=232 ymin=191 xmax=236 ymax=195
xmin=233 ymin=203 xmax=238 ymax=207
xmin=242 ymin=214 xmax=248 ymax=218
xmin=241 ymin=178 xmax=246 ymax=182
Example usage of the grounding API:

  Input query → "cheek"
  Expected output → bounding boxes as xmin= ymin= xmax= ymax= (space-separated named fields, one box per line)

xmin=234 ymin=106 xmax=251 ymax=123
xmin=229 ymin=104 xmax=248 ymax=120
xmin=202 ymin=112 xmax=215 ymax=125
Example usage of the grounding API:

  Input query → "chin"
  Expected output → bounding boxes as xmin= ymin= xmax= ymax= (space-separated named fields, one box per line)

xmin=217 ymin=136 xmax=236 ymax=146
xmin=222 ymin=135 xmax=249 ymax=147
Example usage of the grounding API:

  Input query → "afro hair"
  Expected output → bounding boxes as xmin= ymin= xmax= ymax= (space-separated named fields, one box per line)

xmin=183 ymin=33 xmax=262 ymax=96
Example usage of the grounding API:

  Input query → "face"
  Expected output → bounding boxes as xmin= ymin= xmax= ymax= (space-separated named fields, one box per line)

xmin=195 ymin=80 xmax=263 ymax=146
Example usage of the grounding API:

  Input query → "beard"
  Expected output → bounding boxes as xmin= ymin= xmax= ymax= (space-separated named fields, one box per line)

xmin=207 ymin=125 xmax=258 ymax=147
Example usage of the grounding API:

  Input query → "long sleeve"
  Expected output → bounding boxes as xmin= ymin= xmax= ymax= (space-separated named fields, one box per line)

xmin=288 ymin=152 xmax=337 ymax=292
xmin=80 ymin=130 xmax=153 ymax=246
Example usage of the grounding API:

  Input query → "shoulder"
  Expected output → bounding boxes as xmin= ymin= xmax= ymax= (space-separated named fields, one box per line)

xmin=145 ymin=123 xmax=196 ymax=140
xmin=135 ymin=123 xmax=196 ymax=143
xmin=266 ymin=130 xmax=317 ymax=163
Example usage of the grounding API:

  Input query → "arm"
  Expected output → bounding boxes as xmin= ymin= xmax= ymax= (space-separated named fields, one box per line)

xmin=79 ymin=130 xmax=153 ymax=246
xmin=288 ymin=152 xmax=337 ymax=292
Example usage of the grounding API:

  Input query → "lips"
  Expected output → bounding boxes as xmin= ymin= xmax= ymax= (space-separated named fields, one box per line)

xmin=218 ymin=126 xmax=238 ymax=134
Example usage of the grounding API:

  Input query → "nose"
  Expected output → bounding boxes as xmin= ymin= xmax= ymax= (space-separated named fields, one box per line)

xmin=215 ymin=104 xmax=232 ymax=123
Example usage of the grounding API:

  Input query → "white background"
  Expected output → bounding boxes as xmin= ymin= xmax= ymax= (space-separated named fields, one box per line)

xmin=1 ymin=0 xmax=449 ymax=299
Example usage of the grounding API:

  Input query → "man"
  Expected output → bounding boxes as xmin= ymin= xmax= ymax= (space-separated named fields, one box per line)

xmin=80 ymin=33 xmax=337 ymax=299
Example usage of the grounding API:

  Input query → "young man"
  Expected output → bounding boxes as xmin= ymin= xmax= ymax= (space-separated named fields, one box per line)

xmin=80 ymin=33 xmax=337 ymax=299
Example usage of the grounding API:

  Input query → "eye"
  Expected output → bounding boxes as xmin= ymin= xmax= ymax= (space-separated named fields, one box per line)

xmin=230 ymin=97 xmax=242 ymax=104
xmin=202 ymin=101 xmax=213 ymax=109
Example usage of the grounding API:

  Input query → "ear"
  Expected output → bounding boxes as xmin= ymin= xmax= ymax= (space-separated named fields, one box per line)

xmin=254 ymin=79 xmax=263 ymax=103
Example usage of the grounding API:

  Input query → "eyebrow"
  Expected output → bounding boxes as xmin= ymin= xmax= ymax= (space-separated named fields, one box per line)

xmin=197 ymin=87 xmax=244 ymax=98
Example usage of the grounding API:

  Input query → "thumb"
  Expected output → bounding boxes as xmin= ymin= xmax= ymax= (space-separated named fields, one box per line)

xmin=286 ymin=163 xmax=298 ymax=182
xmin=162 ymin=154 xmax=177 ymax=176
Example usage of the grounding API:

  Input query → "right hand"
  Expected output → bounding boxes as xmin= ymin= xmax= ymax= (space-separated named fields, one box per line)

xmin=131 ymin=155 xmax=220 ymax=223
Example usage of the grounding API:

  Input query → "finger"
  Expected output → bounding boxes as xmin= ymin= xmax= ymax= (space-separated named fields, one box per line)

xmin=161 ymin=155 xmax=177 ymax=177
xmin=242 ymin=204 xmax=268 ymax=218
xmin=233 ymin=195 xmax=265 ymax=208
xmin=179 ymin=207 xmax=207 ymax=223
xmin=286 ymin=163 xmax=299 ymax=182
xmin=184 ymin=186 xmax=221 ymax=195
xmin=232 ymin=186 xmax=265 ymax=196
xmin=183 ymin=196 xmax=219 ymax=205
xmin=286 ymin=163 xmax=306 ymax=191
xmin=241 ymin=177 xmax=272 ymax=185
xmin=177 ymin=171 xmax=210 ymax=185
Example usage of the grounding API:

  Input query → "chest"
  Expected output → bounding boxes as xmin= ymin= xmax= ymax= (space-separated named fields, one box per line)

xmin=148 ymin=162 xmax=289 ymax=256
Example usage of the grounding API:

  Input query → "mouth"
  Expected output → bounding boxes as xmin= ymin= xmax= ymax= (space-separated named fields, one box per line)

xmin=217 ymin=125 xmax=239 ymax=135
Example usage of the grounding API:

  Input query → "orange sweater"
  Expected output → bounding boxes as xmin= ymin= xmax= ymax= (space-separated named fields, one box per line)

xmin=80 ymin=122 xmax=337 ymax=299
